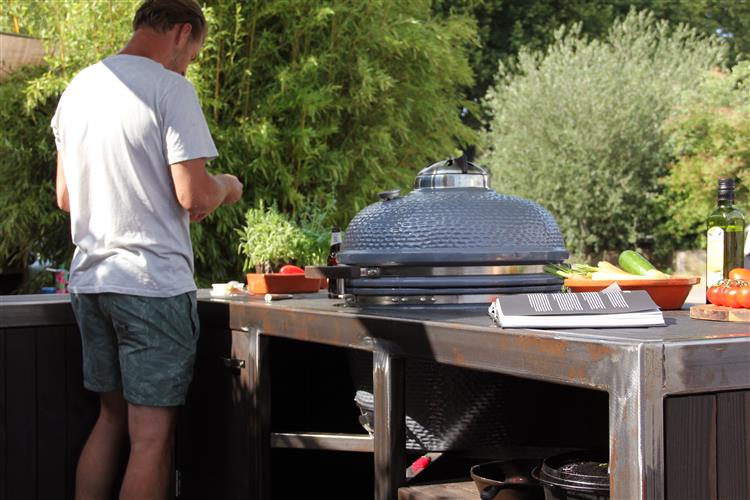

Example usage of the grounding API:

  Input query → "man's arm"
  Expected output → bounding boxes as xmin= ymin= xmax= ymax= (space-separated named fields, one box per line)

xmin=56 ymin=153 xmax=70 ymax=212
xmin=170 ymin=158 xmax=243 ymax=221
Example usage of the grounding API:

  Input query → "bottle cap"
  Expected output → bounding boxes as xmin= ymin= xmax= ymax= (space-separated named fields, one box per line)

xmin=718 ymin=177 xmax=737 ymax=201
xmin=718 ymin=177 xmax=735 ymax=191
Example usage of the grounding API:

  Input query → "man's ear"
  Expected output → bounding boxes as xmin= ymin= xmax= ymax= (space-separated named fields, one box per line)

xmin=177 ymin=22 xmax=193 ymax=46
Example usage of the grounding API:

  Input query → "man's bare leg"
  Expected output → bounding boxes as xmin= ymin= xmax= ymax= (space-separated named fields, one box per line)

xmin=75 ymin=389 xmax=128 ymax=500
xmin=119 ymin=403 xmax=177 ymax=500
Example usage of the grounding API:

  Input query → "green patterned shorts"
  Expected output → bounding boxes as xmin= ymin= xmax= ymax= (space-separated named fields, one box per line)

xmin=71 ymin=292 xmax=200 ymax=406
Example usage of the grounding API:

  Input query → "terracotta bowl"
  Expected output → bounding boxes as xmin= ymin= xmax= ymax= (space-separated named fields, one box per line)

xmin=564 ymin=276 xmax=701 ymax=310
xmin=246 ymin=273 xmax=323 ymax=295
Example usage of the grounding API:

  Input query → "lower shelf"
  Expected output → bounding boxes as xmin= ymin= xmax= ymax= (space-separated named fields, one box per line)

xmin=399 ymin=479 xmax=477 ymax=499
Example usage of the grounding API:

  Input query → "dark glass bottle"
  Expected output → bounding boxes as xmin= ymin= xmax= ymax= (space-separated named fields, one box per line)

xmin=327 ymin=227 xmax=342 ymax=298
xmin=706 ymin=178 xmax=746 ymax=288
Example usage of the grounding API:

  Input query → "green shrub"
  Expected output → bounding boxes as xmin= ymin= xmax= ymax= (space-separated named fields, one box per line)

xmin=479 ymin=10 xmax=724 ymax=261
xmin=657 ymin=62 xmax=750 ymax=251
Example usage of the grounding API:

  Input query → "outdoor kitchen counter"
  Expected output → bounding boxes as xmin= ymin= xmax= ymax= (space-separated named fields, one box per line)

xmin=199 ymin=291 xmax=750 ymax=500
xmin=2 ymin=293 xmax=747 ymax=499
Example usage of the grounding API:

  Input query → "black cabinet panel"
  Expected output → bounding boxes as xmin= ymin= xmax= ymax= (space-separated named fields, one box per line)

xmin=717 ymin=391 xmax=750 ymax=500
xmin=179 ymin=327 xmax=251 ymax=500
xmin=665 ymin=391 xmax=750 ymax=500
xmin=0 ymin=326 xmax=97 ymax=500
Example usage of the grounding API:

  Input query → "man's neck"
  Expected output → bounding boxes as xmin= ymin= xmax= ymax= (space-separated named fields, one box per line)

xmin=119 ymin=28 xmax=171 ymax=68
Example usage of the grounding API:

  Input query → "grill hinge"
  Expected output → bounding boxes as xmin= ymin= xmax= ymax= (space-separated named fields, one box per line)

xmin=360 ymin=267 xmax=381 ymax=278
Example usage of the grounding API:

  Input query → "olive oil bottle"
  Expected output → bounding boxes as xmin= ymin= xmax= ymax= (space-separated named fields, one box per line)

xmin=706 ymin=177 xmax=746 ymax=288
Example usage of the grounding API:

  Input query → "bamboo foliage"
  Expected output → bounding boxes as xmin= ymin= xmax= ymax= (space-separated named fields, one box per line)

xmin=0 ymin=0 xmax=477 ymax=285
xmin=187 ymin=0 xmax=477 ymax=281
xmin=0 ymin=0 xmax=136 ymax=285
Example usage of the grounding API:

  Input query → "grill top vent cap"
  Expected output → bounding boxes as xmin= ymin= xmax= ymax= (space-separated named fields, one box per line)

xmin=413 ymin=156 xmax=490 ymax=190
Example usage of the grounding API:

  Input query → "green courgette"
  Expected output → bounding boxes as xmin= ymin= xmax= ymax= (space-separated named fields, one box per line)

xmin=618 ymin=250 xmax=668 ymax=278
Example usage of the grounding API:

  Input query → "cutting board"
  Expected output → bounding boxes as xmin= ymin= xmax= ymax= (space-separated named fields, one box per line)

xmin=690 ymin=304 xmax=750 ymax=323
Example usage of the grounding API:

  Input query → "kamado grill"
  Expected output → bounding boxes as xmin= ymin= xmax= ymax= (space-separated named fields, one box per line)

xmin=307 ymin=157 xmax=573 ymax=452
xmin=308 ymin=156 xmax=568 ymax=307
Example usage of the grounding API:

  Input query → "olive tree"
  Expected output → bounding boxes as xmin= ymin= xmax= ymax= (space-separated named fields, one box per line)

xmin=479 ymin=10 xmax=725 ymax=261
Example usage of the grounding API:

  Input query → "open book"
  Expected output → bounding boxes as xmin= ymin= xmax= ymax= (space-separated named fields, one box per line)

xmin=488 ymin=283 xmax=665 ymax=328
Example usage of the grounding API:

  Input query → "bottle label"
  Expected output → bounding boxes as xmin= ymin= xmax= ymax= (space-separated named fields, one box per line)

xmin=706 ymin=226 xmax=724 ymax=287
xmin=330 ymin=232 xmax=343 ymax=245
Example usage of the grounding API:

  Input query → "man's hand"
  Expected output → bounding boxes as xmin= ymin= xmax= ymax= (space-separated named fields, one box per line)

xmin=219 ymin=174 xmax=243 ymax=205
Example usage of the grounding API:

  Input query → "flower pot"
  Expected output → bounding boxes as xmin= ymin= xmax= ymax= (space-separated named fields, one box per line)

xmin=246 ymin=273 xmax=322 ymax=295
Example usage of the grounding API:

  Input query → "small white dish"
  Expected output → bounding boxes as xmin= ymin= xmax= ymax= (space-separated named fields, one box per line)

xmin=210 ymin=281 xmax=246 ymax=297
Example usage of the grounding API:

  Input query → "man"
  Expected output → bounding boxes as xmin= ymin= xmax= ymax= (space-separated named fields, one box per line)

xmin=51 ymin=1 xmax=243 ymax=499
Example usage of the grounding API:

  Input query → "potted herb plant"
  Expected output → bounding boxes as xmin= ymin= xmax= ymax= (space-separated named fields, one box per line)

xmin=236 ymin=203 xmax=328 ymax=293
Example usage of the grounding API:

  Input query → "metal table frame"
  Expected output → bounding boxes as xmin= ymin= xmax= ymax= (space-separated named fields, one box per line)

xmin=206 ymin=293 xmax=750 ymax=500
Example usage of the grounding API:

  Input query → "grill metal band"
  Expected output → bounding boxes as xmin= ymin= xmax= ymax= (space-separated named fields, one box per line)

xmin=305 ymin=264 xmax=547 ymax=279
xmin=360 ymin=264 xmax=546 ymax=277
xmin=344 ymin=285 xmax=562 ymax=306
xmin=345 ymin=294 xmax=500 ymax=306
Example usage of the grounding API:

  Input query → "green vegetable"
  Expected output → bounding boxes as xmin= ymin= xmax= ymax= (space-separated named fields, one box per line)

xmin=618 ymin=251 xmax=668 ymax=278
xmin=544 ymin=263 xmax=598 ymax=279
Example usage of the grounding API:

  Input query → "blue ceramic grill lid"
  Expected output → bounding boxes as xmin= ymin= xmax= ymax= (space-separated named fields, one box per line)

xmin=338 ymin=158 xmax=568 ymax=266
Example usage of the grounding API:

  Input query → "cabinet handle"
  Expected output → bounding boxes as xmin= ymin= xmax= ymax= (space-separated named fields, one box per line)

xmin=219 ymin=357 xmax=246 ymax=369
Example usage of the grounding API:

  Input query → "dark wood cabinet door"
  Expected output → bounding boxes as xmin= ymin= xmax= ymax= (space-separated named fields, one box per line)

xmin=0 ymin=325 xmax=98 ymax=500
xmin=665 ymin=390 xmax=750 ymax=500
xmin=178 ymin=328 xmax=252 ymax=500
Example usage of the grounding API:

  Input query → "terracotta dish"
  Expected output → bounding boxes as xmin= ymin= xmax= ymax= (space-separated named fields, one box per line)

xmin=246 ymin=273 xmax=323 ymax=295
xmin=564 ymin=276 xmax=701 ymax=310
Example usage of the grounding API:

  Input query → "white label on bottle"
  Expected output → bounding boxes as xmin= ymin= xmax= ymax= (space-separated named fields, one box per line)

xmin=706 ymin=226 xmax=724 ymax=287
xmin=330 ymin=232 xmax=343 ymax=245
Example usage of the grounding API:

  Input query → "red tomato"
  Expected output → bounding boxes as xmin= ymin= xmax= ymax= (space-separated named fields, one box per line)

xmin=722 ymin=286 xmax=740 ymax=308
xmin=728 ymin=268 xmax=750 ymax=282
xmin=738 ymin=286 xmax=750 ymax=309
xmin=278 ymin=264 xmax=305 ymax=275
xmin=707 ymin=285 xmax=724 ymax=306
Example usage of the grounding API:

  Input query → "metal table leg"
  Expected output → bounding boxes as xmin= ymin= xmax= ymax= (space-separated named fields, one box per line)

xmin=608 ymin=344 xmax=665 ymax=499
xmin=247 ymin=328 xmax=272 ymax=500
xmin=373 ymin=343 xmax=406 ymax=500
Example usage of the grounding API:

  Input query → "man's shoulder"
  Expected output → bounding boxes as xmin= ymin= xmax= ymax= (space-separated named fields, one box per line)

xmin=158 ymin=73 xmax=199 ymax=106
xmin=68 ymin=61 xmax=103 ymax=83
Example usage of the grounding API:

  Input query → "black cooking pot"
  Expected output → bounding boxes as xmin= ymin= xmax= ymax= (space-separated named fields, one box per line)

xmin=338 ymin=157 xmax=568 ymax=266
xmin=532 ymin=450 xmax=610 ymax=500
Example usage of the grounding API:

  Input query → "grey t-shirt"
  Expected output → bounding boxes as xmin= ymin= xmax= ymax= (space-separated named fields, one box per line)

xmin=51 ymin=54 xmax=218 ymax=297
